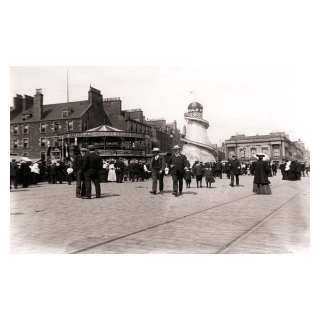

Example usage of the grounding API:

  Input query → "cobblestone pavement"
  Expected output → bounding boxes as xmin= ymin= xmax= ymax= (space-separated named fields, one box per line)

xmin=10 ymin=173 xmax=310 ymax=254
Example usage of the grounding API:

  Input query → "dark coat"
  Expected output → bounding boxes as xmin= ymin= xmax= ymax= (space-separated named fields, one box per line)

xmin=114 ymin=160 xmax=125 ymax=172
xmin=184 ymin=171 xmax=193 ymax=181
xmin=128 ymin=162 xmax=135 ymax=173
xmin=253 ymin=160 xmax=270 ymax=184
xmin=83 ymin=152 xmax=103 ymax=173
xmin=167 ymin=154 xmax=189 ymax=175
xmin=10 ymin=162 xmax=19 ymax=176
xmin=20 ymin=162 xmax=31 ymax=176
xmin=229 ymin=159 xmax=241 ymax=174
xmin=272 ymin=163 xmax=277 ymax=170
xmin=133 ymin=163 xmax=141 ymax=174
xmin=193 ymin=164 xmax=204 ymax=176
xmin=72 ymin=154 xmax=83 ymax=172
xmin=215 ymin=162 xmax=223 ymax=171
xmin=295 ymin=163 xmax=302 ymax=173
xmin=151 ymin=156 xmax=165 ymax=170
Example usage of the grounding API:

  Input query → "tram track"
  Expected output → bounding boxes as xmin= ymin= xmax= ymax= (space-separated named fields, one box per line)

xmin=70 ymin=181 xmax=296 ymax=254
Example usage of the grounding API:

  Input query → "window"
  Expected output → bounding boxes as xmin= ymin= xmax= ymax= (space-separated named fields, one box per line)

xmin=273 ymin=148 xmax=280 ymax=157
xmin=229 ymin=150 xmax=235 ymax=157
xmin=240 ymin=149 xmax=245 ymax=158
xmin=54 ymin=122 xmax=60 ymax=132
xmin=21 ymin=114 xmax=31 ymax=121
xmin=23 ymin=125 xmax=29 ymax=134
xmin=13 ymin=125 xmax=18 ymax=135
xmin=67 ymin=120 xmax=73 ymax=131
xmin=262 ymin=148 xmax=268 ymax=155
xmin=23 ymin=152 xmax=28 ymax=157
xmin=83 ymin=121 xmax=87 ymax=131
xmin=40 ymin=122 xmax=46 ymax=133
xmin=62 ymin=110 xmax=71 ymax=117
xmin=40 ymin=138 xmax=46 ymax=147
xmin=23 ymin=138 xmax=29 ymax=148
xmin=54 ymin=137 xmax=59 ymax=147
xmin=13 ymin=139 xmax=18 ymax=149
xmin=251 ymin=149 xmax=256 ymax=157
xmin=40 ymin=152 xmax=46 ymax=160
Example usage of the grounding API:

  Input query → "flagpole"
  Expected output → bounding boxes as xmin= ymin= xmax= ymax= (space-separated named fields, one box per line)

xmin=67 ymin=69 xmax=69 ymax=104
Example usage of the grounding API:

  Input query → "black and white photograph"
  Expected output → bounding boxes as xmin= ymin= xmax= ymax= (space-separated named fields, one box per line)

xmin=4 ymin=1 xmax=319 ymax=320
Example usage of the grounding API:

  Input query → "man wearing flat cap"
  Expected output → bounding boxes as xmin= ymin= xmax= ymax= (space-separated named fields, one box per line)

xmin=167 ymin=145 xmax=189 ymax=197
xmin=72 ymin=146 xmax=87 ymax=198
xmin=149 ymin=148 xmax=166 ymax=195
xmin=82 ymin=145 xmax=103 ymax=199
xmin=228 ymin=155 xmax=241 ymax=187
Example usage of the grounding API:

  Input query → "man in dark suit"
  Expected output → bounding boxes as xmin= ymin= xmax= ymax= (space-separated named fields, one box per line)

xmin=20 ymin=161 xmax=31 ymax=188
xmin=82 ymin=145 xmax=103 ymax=199
xmin=72 ymin=147 xmax=86 ymax=198
xmin=115 ymin=157 xmax=125 ymax=183
xmin=149 ymin=148 xmax=166 ymax=195
xmin=229 ymin=155 xmax=241 ymax=187
xmin=301 ymin=162 xmax=306 ymax=177
xmin=167 ymin=145 xmax=189 ymax=197
xmin=10 ymin=159 xmax=19 ymax=189
xmin=215 ymin=160 xmax=223 ymax=179
xmin=133 ymin=160 xmax=141 ymax=182
xmin=271 ymin=162 xmax=278 ymax=176
xmin=295 ymin=161 xmax=302 ymax=180
xmin=128 ymin=161 xmax=135 ymax=181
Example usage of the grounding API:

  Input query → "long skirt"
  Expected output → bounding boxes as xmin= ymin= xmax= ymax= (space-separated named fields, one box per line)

xmin=253 ymin=183 xmax=272 ymax=195
xmin=205 ymin=176 xmax=215 ymax=183
xmin=108 ymin=169 xmax=116 ymax=182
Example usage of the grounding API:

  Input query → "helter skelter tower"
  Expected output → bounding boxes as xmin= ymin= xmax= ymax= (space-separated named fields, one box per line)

xmin=181 ymin=102 xmax=216 ymax=164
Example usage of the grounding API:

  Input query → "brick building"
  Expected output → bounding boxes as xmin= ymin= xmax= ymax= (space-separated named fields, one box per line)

xmin=224 ymin=132 xmax=306 ymax=162
xmin=10 ymin=87 xmax=111 ymax=160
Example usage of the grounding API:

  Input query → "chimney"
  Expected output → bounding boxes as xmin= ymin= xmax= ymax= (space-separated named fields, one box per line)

xmin=22 ymin=95 xmax=34 ymax=112
xmin=13 ymin=94 xmax=23 ymax=111
xmin=183 ymin=125 xmax=186 ymax=135
xmin=33 ymin=89 xmax=43 ymax=120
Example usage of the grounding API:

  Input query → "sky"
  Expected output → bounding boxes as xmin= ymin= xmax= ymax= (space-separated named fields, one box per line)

xmin=10 ymin=66 xmax=311 ymax=149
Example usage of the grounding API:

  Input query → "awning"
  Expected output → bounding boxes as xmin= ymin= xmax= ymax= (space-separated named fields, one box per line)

xmin=87 ymin=125 xmax=123 ymax=132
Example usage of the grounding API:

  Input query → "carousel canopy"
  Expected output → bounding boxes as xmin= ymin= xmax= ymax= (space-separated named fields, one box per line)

xmin=87 ymin=125 xmax=123 ymax=132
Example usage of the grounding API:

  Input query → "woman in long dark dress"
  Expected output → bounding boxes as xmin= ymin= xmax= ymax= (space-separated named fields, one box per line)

xmin=253 ymin=154 xmax=271 ymax=195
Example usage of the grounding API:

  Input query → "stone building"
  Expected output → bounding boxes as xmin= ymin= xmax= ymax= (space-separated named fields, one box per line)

xmin=146 ymin=119 xmax=182 ymax=153
xmin=10 ymin=87 xmax=110 ymax=160
xmin=224 ymin=132 xmax=306 ymax=161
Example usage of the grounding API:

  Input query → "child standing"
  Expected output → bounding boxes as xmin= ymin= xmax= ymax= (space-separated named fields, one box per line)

xmin=184 ymin=168 xmax=193 ymax=188
xmin=204 ymin=163 xmax=215 ymax=188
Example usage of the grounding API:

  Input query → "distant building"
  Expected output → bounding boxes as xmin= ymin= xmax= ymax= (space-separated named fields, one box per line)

xmin=224 ymin=132 xmax=306 ymax=161
xmin=146 ymin=118 xmax=182 ymax=153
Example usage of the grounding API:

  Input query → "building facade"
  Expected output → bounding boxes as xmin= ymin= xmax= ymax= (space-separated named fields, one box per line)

xmin=224 ymin=132 xmax=306 ymax=162
xmin=10 ymin=87 xmax=110 ymax=160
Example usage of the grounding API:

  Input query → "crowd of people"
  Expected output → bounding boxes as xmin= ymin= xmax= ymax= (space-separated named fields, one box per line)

xmin=10 ymin=145 xmax=310 ymax=199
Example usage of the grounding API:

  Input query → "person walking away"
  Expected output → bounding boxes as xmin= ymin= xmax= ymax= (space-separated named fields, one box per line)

xmin=82 ymin=145 xmax=103 ymax=199
xmin=115 ymin=157 xmax=125 ymax=183
xmin=215 ymin=160 xmax=223 ymax=179
xmin=301 ymin=162 xmax=306 ymax=177
xmin=272 ymin=162 xmax=277 ymax=176
xmin=20 ymin=161 xmax=31 ymax=188
xmin=72 ymin=147 xmax=86 ymax=198
xmin=128 ymin=161 xmax=135 ymax=181
xmin=10 ymin=159 xmax=19 ymax=189
xmin=225 ymin=160 xmax=231 ymax=179
xmin=50 ymin=163 xmax=57 ymax=184
xmin=184 ymin=167 xmax=193 ymax=188
xmin=305 ymin=163 xmax=310 ymax=176
xmin=249 ymin=161 xmax=255 ymax=176
xmin=167 ymin=145 xmax=189 ymax=197
xmin=229 ymin=155 xmax=241 ymax=187
xmin=253 ymin=153 xmax=271 ymax=194
xmin=107 ymin=161 xmax=117 ymax=182
xmin=56 ymin=161 xmax=65 ymax=184
xmin=295 ymin=161 xmax=302 ymax=180
xmin=31 ymin=162 xmax=40 ymax=185
xmin=204 ymin=163 xmax=215 ymax=188
xmin=133 ymin=160 xmax=140 ymax=182
xmin=193 ymin=161 xmax=204 ymax=188
xmin=149 ymin=148 xmax=166 ymax=195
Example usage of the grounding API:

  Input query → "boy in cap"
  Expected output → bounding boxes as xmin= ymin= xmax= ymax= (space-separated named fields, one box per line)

xmin=184 ymin=167 xmax=193 ymax=188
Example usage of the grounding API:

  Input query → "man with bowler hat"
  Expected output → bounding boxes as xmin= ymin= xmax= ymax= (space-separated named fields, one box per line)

xmin=149 ymin=148 xmax=166 ymax=195
xmin=167 ymin=145 xmax=189 ymax=197
xmin=82 ymin=145 xmax=103 ymax=199
xmin=229 ymin=155 xmax=241 ymax=187
xmin=72 ymin=146 xmax=87 ymax=198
